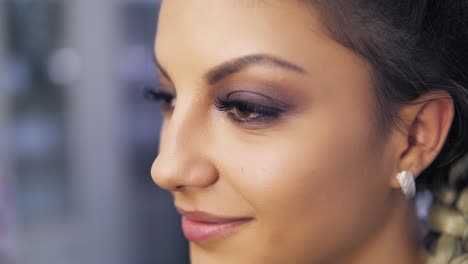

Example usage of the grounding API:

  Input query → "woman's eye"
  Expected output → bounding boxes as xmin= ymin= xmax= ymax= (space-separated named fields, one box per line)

xmin=230 ymin=103 xmax=264 ymax=121
xmin=233 ymin=106 xmax=259 ymax=120
xmin=215 ymin=96 xmax=284 ymax=126
xmin=143 ymin=87 xmax=176 ymax=113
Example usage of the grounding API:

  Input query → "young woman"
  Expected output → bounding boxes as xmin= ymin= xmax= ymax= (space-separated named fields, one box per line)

xmin=148 ymin=1 xmax=468 ymax=263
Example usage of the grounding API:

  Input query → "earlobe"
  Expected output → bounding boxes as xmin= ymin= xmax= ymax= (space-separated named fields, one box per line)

xmin=390 ymin=91 xmax=454 ymax=190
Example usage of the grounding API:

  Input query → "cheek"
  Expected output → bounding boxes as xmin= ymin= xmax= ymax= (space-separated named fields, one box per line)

xmin=214 ymin=104 xmax=393 ymax=260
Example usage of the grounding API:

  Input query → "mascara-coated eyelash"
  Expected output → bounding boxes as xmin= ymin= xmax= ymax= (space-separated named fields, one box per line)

xmin=143 ymin=87 xmax=174 ymax=102
xmin=143 ymin=86 xmax=176 ymax=111
xmin=214 ymin=96 xmax=284 ymax=124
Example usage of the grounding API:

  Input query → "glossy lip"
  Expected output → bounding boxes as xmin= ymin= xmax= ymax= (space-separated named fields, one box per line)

xmin=176 ymin=207 xmax=253 ymax=243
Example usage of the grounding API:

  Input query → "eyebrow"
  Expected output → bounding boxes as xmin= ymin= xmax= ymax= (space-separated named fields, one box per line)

xmin=153 ymin=53 xmax=306 ymax=85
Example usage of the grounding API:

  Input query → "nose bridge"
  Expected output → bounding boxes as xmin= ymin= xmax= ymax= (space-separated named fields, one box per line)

xmin=164 ymin=96 xmax=201 ymax=154
xmin=152 ymin=95 xmax=217 ymax=191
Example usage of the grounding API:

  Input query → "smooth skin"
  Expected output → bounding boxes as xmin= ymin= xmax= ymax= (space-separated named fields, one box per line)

xmin=151 ymin=1 xmax=454 ymax=263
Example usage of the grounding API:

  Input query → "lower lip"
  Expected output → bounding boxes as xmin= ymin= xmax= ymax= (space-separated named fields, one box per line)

xmin=181 ymin=216 xmax=251 ymax=243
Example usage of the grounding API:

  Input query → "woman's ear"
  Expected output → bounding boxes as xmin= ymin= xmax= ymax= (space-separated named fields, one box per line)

xmin=390 ymin=91 xmax=454 ymax=189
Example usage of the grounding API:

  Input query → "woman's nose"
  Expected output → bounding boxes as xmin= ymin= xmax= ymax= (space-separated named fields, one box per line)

xmin=151 ymin=105 xmax=219 ymax=192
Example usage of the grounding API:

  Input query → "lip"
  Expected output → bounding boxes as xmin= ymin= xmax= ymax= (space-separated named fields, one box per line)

xmin=177 ymin=208 xmax=253 ymax=243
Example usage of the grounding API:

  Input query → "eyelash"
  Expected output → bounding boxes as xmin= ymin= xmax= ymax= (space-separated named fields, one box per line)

xmin=214 ymin=97 xmax=283 ymax=124
xmin=144 ymin=87 xmax=176 ymax=111
xmin=144 ymin=87 xmax=284 ymax=125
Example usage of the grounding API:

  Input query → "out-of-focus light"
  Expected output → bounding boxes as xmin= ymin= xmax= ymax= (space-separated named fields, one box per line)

xmin=416 ymin=190 xmax=432 ymax=221
xmin=47 ymin=48 xmax=82 ymax=86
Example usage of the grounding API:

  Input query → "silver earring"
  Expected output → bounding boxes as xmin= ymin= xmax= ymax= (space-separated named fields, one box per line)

xmin=396 ymin=170 xmax=416 ymax=199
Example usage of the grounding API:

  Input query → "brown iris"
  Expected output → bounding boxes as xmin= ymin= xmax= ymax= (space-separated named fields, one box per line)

xmin=232 ymin=107 xmax=260 ymax=120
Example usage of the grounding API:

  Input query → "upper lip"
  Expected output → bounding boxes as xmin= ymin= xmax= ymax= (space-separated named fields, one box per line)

xmin=176 ymin=207 xmax=253 ymax=224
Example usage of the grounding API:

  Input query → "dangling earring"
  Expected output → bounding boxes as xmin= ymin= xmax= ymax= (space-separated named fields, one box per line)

xmin=396 ymin=170 xmax=416 ymax=199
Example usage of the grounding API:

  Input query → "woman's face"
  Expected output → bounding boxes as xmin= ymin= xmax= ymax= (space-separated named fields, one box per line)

xmin=152 ymin=1 xmax=399 ymax=263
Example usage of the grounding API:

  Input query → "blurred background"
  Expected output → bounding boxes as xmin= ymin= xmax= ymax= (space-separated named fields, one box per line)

xmin=0 ymin=0 xmax=189 ymax=263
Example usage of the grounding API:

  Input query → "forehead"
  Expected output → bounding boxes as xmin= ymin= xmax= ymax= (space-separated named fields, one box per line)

xmin=154 ymin=0 xmax=373 ymax=106
xmin=154 ymin=0 xmax=329 ymax=72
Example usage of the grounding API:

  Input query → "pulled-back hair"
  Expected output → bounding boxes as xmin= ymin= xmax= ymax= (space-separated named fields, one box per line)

xmin=308 ymin=1 xmax=468 ymax=262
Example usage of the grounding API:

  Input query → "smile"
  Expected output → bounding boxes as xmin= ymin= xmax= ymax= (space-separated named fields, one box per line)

xmin=177 ymin=208 xmax=253 ymax=243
